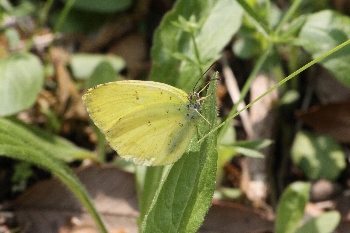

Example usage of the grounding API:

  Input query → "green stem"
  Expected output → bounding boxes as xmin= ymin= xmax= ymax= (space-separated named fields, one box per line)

xmin=24 ymin=0 xmax=55 ymax=52
xmin=54 ymin=0 xmax=77 ymax=33
xmin=236 ymin=0 xmax=270 ymax=38
xmin=218 ymin=42 xmax=273 ymax=139
xmin=190 ymin=31 xmax=204 ymax=76
xmin=274 ymin=0 xmax=302 ymax=35
xmin=202 ymin=39 xmax=350 ymax=143
xmin=265 ymin=0 xmax=271 ymax=29
xmin=136 ymin=166 xmax=166 ymax=227
xmin=55 ymin=169 xmax=108 ymax=233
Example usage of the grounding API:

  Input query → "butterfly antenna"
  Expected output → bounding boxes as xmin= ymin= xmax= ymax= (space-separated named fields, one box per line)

xmin=192 ymin=61 xmax=219 ymax=92
xmin=197 ymin=81 xmax=212 ymax=95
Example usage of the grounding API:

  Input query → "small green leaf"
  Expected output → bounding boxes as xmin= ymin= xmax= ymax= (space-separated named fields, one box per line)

xmin=233 ymin=37 xmax=261 ymax=59
xmin=172 ymin=15 xmax=200 ymax=33
xmin=277 ymin=90 xmax=299 ymax=106
xmin=299 ymin=10 xmax=350 ymax=87
xmin=0 ymin=52 xmax=44 ymax=116
xmin=295 ymin=211 xmax=340 ymax=233
xmin=280 ymin=15 xmax=307 ymax=39
xmin=12 ymin=162 xmax=34 ymax=184
xmin=5 ymin=28 xmax=21 ymax=48
xmin=214 ymin=187 xmax=242 ymax=200
xmin=291 ymin=130 xmax=346 ymax=181
xmin=87 ymin=61 xmax=119 ymax=88
xmin=275 ymin=182 xmax=311 ymax=233
xmin=70 ymin=54 xmax=125 ymax=80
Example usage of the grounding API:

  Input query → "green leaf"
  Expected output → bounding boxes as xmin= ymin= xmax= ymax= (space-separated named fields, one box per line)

xmin=0 ymin=52 xmax=44 ymax=116
xmin=275 ymin=182 xmax=311 ymax=233
xmin=0 ymin=115 xmax=107 ymax=232
xmin=280 ymin=15 xmax=307 ymax=39
xmin=70 ymin=54 xmax=125 ymax=80
xmin=142 ymin=73 xmax=218 ymax=233
xmin=233 ymin=37 xmax=261 ymax=59
xmin=219 ymin=138 xmax=272 ymax=159
xmin=135 ymin=165 xmax=170 ymax=225
xmin=7 ymin=1 xmax=35 ymax=18
xmin=229 ymin=139 xmax=273 ymax=150
xmin=214 ymin=187 xmax=242 ymax=200
xmin=87 ymin=61 xmax=119 ymax=88
xmin=149 ymin=0 xmax=243 ymax=92
xmin=12 ymin=162 xmax=34 ymax=184
xmin=0 ymin=118 xmax=98 ymax=163
xmin=50 ymin=9 xmax=108 ymax=33
xmin=295 ymin=211 xmax=340 ymax=233
xmin=277 ymin=90 xmax=299 ymax=106
xmin=299 ymin=10 xmax=350 ymax=87
xmin=291 ymin=130 xmax=346 ymax=181
xmin=60 ymin=0 xmax=133 ymax=13
xmin=0 ymin=143 xmax=107 ymax=233
xmin=5 ymin=28 xmax=21 ymax=48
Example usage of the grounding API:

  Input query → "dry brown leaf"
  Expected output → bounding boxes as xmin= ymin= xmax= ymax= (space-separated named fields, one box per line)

xmin=313 ymin=68 xmax=350 ymax=104
xmin=12 ymin=165 xmax=138 ymax=233
xmin=200 ymin=200 xmax=273 ymax=233
xmin=297 ymin=101 xmax=350 ymax=143
xmin=108 ymin=33 xmax=149 ymax=78
xmin=50 ymin=48 xmax=87 ymax=120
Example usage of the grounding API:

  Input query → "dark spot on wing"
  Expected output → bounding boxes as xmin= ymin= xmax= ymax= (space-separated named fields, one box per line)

xmin=134 ymin=91 xmax=139 ymax=100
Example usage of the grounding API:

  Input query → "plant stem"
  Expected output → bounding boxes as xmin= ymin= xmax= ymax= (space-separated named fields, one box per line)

xmin=202 ymin=39 xmax=350 ymax=143
xmin=24 ymin=0 xmax=55 ymax=52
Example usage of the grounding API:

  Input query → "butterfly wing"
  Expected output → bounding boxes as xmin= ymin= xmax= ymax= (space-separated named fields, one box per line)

xmin=83 ymin=80 xmax=196 ymax=166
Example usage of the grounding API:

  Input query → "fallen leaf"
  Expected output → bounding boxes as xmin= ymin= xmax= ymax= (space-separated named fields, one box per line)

xmin=12 ymin=165 xmax=139 ymax=233
xmin=297 ymin=101 xmax=350 ymax=143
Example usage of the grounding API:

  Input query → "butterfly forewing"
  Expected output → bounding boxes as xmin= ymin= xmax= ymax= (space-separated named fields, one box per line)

xmin=83 ymin=80 xmax=199 ymax=166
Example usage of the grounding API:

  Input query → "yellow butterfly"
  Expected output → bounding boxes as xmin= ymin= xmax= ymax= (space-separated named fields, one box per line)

xmin=82 ymin=80 xmax=206 ymax=166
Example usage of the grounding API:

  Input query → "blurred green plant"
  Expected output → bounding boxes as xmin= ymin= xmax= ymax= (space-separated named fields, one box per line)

xmin=0 ymin=53 xmax=44 ymax=116
xmin=291 ymin=130 xmax=346 ymax=181
xmin=275 ymin=182 xmax=340 ymax=233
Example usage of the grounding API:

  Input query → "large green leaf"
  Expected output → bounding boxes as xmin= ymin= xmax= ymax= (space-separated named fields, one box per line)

xmin=291 ymin=130 xmax=346 ymax=181
xmin=0 ymin=118 xmax=106 ymax=233
xmin=0 ymin=52 xmax=44 ymax=116
xmin=299 ymin=10 xmax=350 ymax=87
xmin=0 ymin=118 xmax=98 ymax=163
xmin=275 ymin=182 xmax=311 ymax=233
xmin=142 ymin=73 xmax=218 ymax=233
xmin=149 ymin=0 xmax=243 ymax=92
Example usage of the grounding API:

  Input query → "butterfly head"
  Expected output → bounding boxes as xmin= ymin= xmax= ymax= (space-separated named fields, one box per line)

xmin=185 ymin=91 xmax=202 ymax=120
